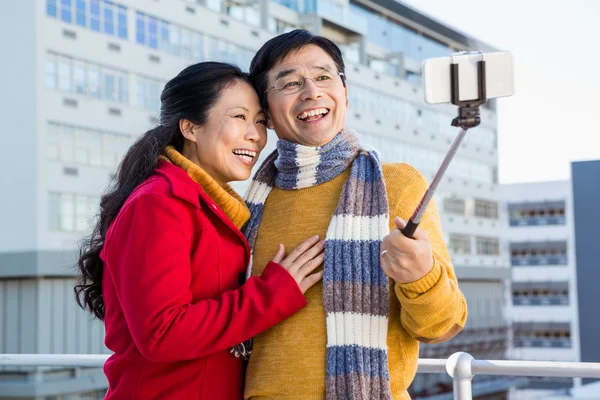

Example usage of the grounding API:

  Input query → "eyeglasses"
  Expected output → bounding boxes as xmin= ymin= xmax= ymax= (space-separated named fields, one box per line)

xmin=265 ymin=71 xmax=345 ymax=95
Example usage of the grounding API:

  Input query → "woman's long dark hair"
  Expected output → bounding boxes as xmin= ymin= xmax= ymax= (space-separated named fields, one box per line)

xmin=74 ymin=62 xmax=251 ymax=320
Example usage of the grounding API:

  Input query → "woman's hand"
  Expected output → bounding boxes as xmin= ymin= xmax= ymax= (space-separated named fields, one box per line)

xmin=270 ymin=235 xmax=325 ymax=294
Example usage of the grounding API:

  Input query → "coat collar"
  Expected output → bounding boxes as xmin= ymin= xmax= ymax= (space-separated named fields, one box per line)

xmin=156 ymin=160 xmax=202 ymax=208
xmin=155 ymin=160 xmax=251 ymax=266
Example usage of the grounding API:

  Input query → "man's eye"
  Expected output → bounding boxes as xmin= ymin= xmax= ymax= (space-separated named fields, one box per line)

xmin=283 ymin=80 xmax=301 ymax=88
xmin=316 ymin=75 xmax=332 ymax=81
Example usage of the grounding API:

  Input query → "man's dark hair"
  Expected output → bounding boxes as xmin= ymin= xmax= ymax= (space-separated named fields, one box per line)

xmin=249 ymin=29 xmax=346 ymax=110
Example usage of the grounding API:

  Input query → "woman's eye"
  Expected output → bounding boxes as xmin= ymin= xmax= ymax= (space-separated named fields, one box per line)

xmin=257 ymin=119 xmax=267 ymax=126
xmin=235 ymin=114 xmax=246 ymax=120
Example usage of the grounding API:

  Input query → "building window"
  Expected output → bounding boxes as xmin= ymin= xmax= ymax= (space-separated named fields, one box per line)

xmin=135 ymin=11 xmax=145 ymax=44
xmin=224 ymin=0 xmax=261 ymax=27
xmin=75 ymin=0 xmax=87 ymax=26
xmin=47 ymin=0 xmax=58 ymax=17
xmin=206 ymin=0 xmax=223 ymax=12
xmin=48 ymin=192 xmax=99 ymax=232
xmin=46 ymin=121 xmax=133 ymax=169
xmin=47 ymin=0 xmax=128 ymax=39
xmin=90 ymin=0 xmax=101 ymax=31
xmin=57 ymin=55 xmax=72 ymax=92
xmin=512 ymin=281 xmax=569 ymax=306
xmin=510 ymin=241 xmax=568 ymax=266
xmin=449 ymin=233 xmax=471 ymax=255
xmin=60 ymin=0 xmax=72 ymax=23
xmin=136 ymin=76 xmax=165 ymax=114
xmin=513 ymin=322 xmax=572 ymax=349
xmin=508 ymin=200 xmax=566 ymax=226
xmin=117 ymin=5 xmax=127 ymax=38
xmin=475 ymin=236 xmax=500 ymax=256
xmin=268 ymin=17 xmax=299 ymax=34
xmin=103 ymin=0 xmax=115 ymax=35
xmin=46 ymin=53 xmax=58 ymax=89
xmin=474 ymin=198 xmax=499 ymax=219
xmin=46 ymin=52 xmax=128 ymax=104
xmin=73 ymin=60 xmax=86 ymax=94
xmin=443 ymin=197 xmax=466 ymax=216
xmin=133 ymin=12 xmax=255 ymax=66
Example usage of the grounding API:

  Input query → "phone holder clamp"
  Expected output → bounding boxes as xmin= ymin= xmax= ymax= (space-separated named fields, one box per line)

xmin=450 ymin=60 xmax=487 ymax=130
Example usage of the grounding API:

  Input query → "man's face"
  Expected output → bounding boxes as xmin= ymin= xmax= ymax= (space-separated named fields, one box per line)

xmin=265 ymin=44 xmax=348 ymax=147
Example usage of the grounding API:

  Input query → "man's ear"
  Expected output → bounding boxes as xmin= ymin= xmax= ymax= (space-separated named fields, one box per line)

xmin=344 ymin=84 xmax=349 ymax=108
xmin=179 ymin=119 xmax=198 ymax=143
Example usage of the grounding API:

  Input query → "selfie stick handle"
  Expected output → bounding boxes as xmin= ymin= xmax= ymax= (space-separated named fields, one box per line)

xmin=401 ymin=60 xmax=487 ymax=239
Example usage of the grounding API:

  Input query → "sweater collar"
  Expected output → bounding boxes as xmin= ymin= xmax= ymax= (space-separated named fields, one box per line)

xmin=160 ymin=146 xmax=250 ymax=229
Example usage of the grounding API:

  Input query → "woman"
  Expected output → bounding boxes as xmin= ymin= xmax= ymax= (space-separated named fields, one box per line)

xmin=74 ymin=62 xmax=325 ymax=399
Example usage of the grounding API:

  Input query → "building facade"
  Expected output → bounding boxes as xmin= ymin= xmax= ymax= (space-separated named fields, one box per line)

xmin=502 ymin=160 xmax=600 ymax=399
xmin=0 ymin=0 xmax=508 ymax=398
xmin=502 ymin=180 xmax=581 ymax=399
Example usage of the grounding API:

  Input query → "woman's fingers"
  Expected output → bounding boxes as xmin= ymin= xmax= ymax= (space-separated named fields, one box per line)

xmin=280 ymin=235 xmax=320 ymax=267
xmin=270 ymin=244 xmax=286 ymax=264
xmin=298 ymin=252 xmax=325 ymax=276
xmin=290 ymin=240 xmax=325 ymax=272
xmin=299 ymin=270 xmax=324 ymax=293
xmin=272 ymin=235 xmax=326 ymax=294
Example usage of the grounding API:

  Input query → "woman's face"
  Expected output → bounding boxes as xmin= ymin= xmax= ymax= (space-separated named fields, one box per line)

xmin=182 ymin=80 xmax=268 ymax=185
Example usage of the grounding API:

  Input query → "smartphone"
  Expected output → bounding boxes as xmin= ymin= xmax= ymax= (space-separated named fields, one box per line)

xmin=422 ymin=51 xmax=515 ymax=104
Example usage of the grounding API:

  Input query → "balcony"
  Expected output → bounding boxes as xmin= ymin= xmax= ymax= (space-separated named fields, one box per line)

xmin=273 ymin=0 xmax=368 ymax=35
xmin=511 ymin=255 xmax=568 ymax=266
xmin=2 ymin=352 xmax=600 ymax=399
xmin=312 ymin=0 xmax=368 ymax=35
xmin=509 ymin=216 xmax=566 ymax=227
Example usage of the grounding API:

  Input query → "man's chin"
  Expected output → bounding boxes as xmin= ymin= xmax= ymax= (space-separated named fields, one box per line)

xmin=293 ymin=128 xmax=338 ymax=147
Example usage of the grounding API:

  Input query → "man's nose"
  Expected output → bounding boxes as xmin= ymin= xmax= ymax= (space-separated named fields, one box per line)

xmin=300 ymin=78 xmax=323 ymax=100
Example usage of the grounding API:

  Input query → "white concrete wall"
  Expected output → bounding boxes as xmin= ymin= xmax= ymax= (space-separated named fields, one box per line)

xmin=0 ymin=1 xmax=38 ymax=252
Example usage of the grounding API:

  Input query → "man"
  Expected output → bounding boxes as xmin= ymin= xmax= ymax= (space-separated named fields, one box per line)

xmin=241 ymin=29 xmax=467 ymax=400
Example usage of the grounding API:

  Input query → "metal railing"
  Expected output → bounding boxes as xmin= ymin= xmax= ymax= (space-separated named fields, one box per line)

xmin=2 ymin=351 xmax=600 ymax=399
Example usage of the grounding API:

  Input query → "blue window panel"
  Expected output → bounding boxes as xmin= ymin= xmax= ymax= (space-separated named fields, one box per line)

xmin=148 ymin=17 xmax=158 ymax=49
xmin=104 ymin=74 xmax=116 ymax=102
xmin=75 ymin=0 xmax=86 ymax=26
xmin=61 ymin=0 xmax=72 ymax=22
xmin=136 ymin=81 xmax=147 ymax=110
xmin=47 ymin=0 xmax=58 ymax=17
xmin=90 ymin=0 xmax=100 ymax=31
xmin=159 ymin=20 xmax=169 ymax=51
xmin=148 ymin=83 xmax=159 ymax=113
xmin=118 ymin=76 xmax=127 ymax=104
xmin=104 ymin=1 xmax=115 ymax=35
xmin=117 ymin=6 xmax=127 ymax=39
xmin=136 ymin=12 xmax=146 ymax=44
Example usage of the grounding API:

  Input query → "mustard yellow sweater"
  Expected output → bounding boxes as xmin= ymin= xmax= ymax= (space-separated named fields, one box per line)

xmin=244 ymin=163 xmax=467 ymax=400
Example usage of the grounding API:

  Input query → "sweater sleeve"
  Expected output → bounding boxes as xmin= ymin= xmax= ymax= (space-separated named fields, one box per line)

xmin=103 ymin=190 xmax=306 ymax=362
xmin=384 ymin=163 xmax=467 ymax=344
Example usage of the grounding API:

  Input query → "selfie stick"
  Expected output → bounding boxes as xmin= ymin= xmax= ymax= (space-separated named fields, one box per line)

xmin=401 ymin=60 xmax=487 ymax=239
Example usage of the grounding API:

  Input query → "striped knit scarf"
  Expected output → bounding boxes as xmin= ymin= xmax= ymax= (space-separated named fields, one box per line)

xmin=241 ymin=129 xmax=393 ymax=399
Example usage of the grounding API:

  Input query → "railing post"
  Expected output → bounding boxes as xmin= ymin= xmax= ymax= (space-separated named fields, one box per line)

xmin=446 ymin=352 xmax=475 ymax=400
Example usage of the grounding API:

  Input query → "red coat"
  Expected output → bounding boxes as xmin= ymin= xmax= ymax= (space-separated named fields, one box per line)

xmin=101 ymin=161 xmax=306 ymax=399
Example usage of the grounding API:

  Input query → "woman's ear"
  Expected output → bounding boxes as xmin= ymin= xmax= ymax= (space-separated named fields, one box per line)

xmin=179 ymin=119 xmax=198 ymax=143
xmin=266 ymin=111 xmax=274 ymax=130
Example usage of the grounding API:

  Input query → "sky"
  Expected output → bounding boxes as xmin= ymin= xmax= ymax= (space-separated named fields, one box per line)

xmin=401 ymin=0 xmax=600 ymax=184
